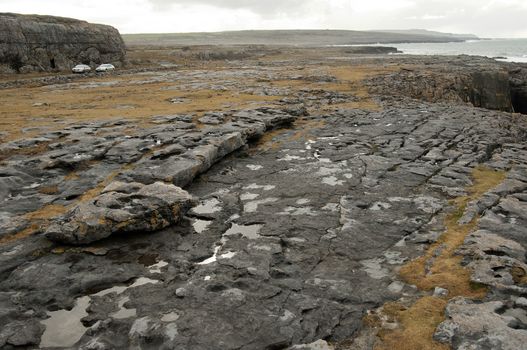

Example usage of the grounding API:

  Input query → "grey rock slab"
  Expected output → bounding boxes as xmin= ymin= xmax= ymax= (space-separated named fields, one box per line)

xmin=435 ymin=297 xmax=527 ymax=350
xmin=0 ymin=319 xmax=44 ymax=347
xmin=45 ymin=181 xmax=194 ymax=245
xmin=0 ymin=13 xmax=125 ymax=72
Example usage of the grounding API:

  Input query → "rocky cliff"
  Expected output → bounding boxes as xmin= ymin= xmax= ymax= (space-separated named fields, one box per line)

xmin=365 ymin=56 xmax=527 ymax=113
xmin=0 ymin=13 xmax=126 ymax=73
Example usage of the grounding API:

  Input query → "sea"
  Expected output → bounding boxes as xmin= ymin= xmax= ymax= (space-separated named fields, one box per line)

xmin=357 ymin=38 xmax=527 ymax=63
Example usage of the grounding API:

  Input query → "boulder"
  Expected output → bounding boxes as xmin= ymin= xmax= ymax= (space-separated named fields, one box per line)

xmin=0 ymin=12 xmax=126 ymax=72
xmin=0 ymin=320 xmax=44 ymax=347
xmin=435 ymin=297 xmax=527 ymax=350
xmin=45 ymin=181 xmax=194 ymax=245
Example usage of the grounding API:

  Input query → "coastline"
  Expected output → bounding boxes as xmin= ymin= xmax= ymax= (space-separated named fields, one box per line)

xmin=339 ymin=38 xmax=527 ymax=63
xmin=1 ymin=46 xmax=527 ymax=349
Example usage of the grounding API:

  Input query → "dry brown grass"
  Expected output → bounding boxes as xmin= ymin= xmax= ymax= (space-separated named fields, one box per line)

xmin=0 ymin=168 xmax=126 ymax=246
xmin=0 ymin=54 xmax=400 ymax=247
xmin=0 ymin=78 xmax=282 ymax=142
xmin=512 ymin=265 xmax=527 ymax=285
xmin=0 ymin=204 xmax=68 ymax=245
xmin=376 ymin=297 xmax=449 ymax=350
xmin=0 ymin=224 xmax=40 ymax=245
xmin=0 ymin=140 xmax=52 ymax=162
xmin=400 ymin=166 xmax=507 ymax=296
xmin=24 ymin=204 xmax=68 ymax=221
xmin=376 ymin=166 xmax=507 ymax=349
xmin=38 ymin=185 xmax=59 ymax=195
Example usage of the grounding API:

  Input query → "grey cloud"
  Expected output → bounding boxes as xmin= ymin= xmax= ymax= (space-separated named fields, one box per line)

xmin=149 ymin=0 xmax=307 ymax=14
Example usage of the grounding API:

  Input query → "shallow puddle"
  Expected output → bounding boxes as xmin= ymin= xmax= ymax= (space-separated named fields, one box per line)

xmin=111 ymin=296 xmax=136 ymax=319
xmin=224 ymin=223 xmax=263 ymax=240
xmin=244 ymin=197 xmax=278 ymax=212
xmin=40 ymin=277 xmax=161 ymax=346
xmin=192 ymin=198 xmax=222 ymax=215
xmin=243 ymin=184 xmax=276 ymax=191
xmin=94 ymin=277 xmax=160 ymax=297
xmin=322 ymin=176 xmax=344 ymax=186
xmin=197 ymin=246 xmax=222 ymax=265
xmin=193 ymin=219 xmax=212 ymax=233
xmin=246 ymin=164 xmax=263 ymax=171
xmin=39 ymin=296 xmax=90 ymax=348
xmin=149 ymin=261 xmax=169 ymax=274
xmin=240 ymin=192 xmax=260 ymax=201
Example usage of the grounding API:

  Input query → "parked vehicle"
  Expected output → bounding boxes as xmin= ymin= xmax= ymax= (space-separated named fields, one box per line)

xmin=96 ymin=64 xmax=115 ymax=72
xmin=72 ymin=64 xmax=91 ymax=73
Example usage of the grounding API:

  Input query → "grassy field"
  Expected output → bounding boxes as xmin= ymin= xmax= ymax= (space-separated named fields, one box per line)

xmin=122 ymin=29 xmax=473 ymax=47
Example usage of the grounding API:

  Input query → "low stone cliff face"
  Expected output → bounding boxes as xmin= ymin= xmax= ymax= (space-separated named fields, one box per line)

xmin=0 ymin=13 xmax=126 ymax=72
xmin=509 ymin=66 xmax=527 ymax=114
xmin=366 ymin=56 xmax=527 ymax=114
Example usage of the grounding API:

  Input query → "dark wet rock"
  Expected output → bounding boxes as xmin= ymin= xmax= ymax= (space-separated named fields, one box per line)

xmin=2 ymin=55 xmax=527 ymax=349
xmin=509 ymin=66 xmax=527 ymax=114
xmin=0 ymin=13 xmax=125 ymax=72
xmin=43 ymin=138 xmax=112 ymax=170
xmin=199 ymin=112 xmax=225 ymax=125
xmin=120 ymin=110 xmax=296 ymax=187
xmin=45 ymin=182 xmax=194 ymax=245
xmin=0 ymin=319 xmax=44 ymax=347
xmin=104 ymin=138 xmax=154 ymax=164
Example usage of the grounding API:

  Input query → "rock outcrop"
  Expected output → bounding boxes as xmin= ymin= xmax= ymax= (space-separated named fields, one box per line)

xmin=509 ymin=66 xmax=527 ymax=114
xmin=365 ymin=56 xmax=524 ymax=113
xmin=0 ymin=13 xmax=126 ymax=72
xmin=45 ymin=182 xmax=194 ymax=245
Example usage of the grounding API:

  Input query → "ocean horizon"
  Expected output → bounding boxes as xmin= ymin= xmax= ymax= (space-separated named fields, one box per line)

xmin=343 ymin=38 xmax=527 ymax=63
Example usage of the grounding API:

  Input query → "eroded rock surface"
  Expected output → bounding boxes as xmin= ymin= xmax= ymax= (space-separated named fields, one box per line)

xmin=0 ymin=13 xmax=126 ymax=72
xmin=365 ymin=55 xmax=527 ymax=113
xmin=45 ymin=182 xmax=194 ymax=245
xmin=1 ymin=51 xmax=527 ymax=349
xmin=435 ymin=298 xmax=527 ymax=350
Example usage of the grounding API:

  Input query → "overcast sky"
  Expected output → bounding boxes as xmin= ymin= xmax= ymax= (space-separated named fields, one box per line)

xmin=2 ymin=0 xmax=526 ymax=38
